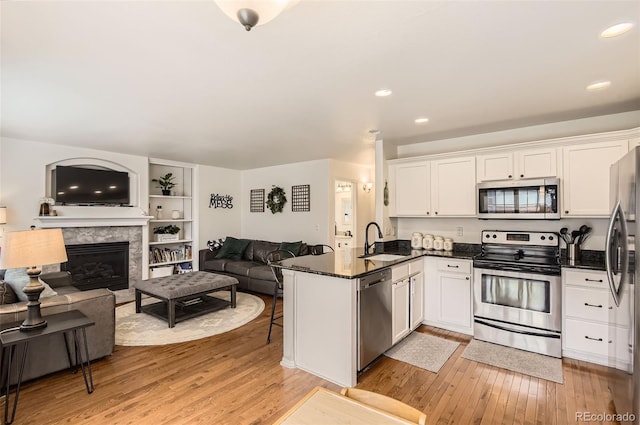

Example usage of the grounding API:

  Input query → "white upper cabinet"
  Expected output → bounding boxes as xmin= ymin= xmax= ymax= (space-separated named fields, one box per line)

xmin=476 ymin=147 xmax=557 ymax=182
xmin=391 ymin=161 xmax=431 ymax=216
xmin=562 ymin=140 xmax=628 ymax=217
xmin=430 ymin=156 xmax=476 ymax=216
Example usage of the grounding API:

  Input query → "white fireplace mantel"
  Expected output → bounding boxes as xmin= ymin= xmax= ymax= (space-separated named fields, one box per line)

xmin=35 ymin=216 xmax=153 ymax=228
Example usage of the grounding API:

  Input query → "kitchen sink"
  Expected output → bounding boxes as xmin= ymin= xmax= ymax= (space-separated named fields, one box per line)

xmin=358 ymin=254 xmax=408 ymax=261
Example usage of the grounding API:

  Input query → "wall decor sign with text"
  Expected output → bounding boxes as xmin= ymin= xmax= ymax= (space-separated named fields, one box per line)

xmin=291 ymin=184 xmax=310 ymax=212
xmin=209 ymin=193 xmax=233 ymax=209
xmin=250 ymin=189 xmax=265 ymax=212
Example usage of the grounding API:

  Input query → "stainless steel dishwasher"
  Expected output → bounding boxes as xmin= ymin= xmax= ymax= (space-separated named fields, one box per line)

xmin=358 ymin=268 xmax=392 ymax=371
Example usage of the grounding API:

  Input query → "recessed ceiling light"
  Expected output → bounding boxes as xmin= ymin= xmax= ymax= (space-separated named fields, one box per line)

xmin=375 ymin=89 xmax=392 ymax=97
xmin=586 ymin=80 xmax=612 ymax=91
xmin=414 ymin=117 xmax=430 ymax=124
xmin=369 ymin=129 xmax=381 ymax=135
xmin=600 ymin=22 xmax=634 ymax=38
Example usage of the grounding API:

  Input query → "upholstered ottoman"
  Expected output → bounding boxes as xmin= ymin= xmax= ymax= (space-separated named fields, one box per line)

xmin=135 ymin=271 xmax=238 ymax=328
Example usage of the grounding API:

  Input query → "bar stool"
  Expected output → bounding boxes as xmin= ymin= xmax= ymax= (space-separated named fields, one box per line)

xmin=265 ymin=249 xmax=296 ymax=344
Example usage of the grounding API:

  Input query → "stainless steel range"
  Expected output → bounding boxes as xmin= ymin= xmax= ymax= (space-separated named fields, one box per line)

xmin=473 ymin=230 xmax=562 ymax=358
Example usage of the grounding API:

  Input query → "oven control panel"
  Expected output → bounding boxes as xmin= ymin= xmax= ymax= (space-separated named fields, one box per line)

xmin=481 ymin=230 xmax=559 ymax=247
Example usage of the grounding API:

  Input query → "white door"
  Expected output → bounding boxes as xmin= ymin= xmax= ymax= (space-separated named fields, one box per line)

xmin=516 ymin=147 xmax=558 ymax=179
xmin=410 ymin=273 xmax=424 ymax=330
xmin=392 ymin=278 xmax=411 ymax=344
xmin=476 ymin=152 xmax=514 ymax=182
xmin=562 ymin=141 xmax=628 ymax=216
xmin=438 ymin=272 xmax=472 ymax=329
xmin=393 ymin=162 xmax=430 ymax=216
xmin=430 ymin=156 xmax=476 ymax=216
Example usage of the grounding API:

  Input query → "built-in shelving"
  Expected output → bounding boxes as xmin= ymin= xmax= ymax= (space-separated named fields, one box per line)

xmin=145 ymin=159 xmax=198 ymax=278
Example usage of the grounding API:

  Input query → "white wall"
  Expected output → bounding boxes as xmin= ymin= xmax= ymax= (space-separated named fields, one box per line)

xmin=0 ymin=137 xmax=149 ymax=232
xmin=197 ymin=164 xmax=242 ymax=249
xmin=397 ymin=111 xmax=640 ymax=158
xmin=240 ymin=159 xmax=330 ymax=245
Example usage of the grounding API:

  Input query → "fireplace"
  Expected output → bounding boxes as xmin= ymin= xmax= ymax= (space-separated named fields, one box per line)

xmin=62 ymin=242 xmax=129 ymax=291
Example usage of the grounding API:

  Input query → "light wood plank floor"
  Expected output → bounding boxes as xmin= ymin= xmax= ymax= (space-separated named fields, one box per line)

xmin=3 ymin=293 xmax=620 ymax=424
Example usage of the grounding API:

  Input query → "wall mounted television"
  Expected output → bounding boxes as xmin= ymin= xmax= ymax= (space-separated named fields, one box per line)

xmin=53 ymin=165 xmax=130 ymax=205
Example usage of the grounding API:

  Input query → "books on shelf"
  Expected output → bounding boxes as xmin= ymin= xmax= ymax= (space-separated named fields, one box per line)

xmin=150 ymin=244 xmax=192 ymax=265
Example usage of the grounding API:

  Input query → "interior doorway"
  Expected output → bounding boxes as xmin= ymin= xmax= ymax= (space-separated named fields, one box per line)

xmin=334 ymin=180 xmax=356 ymax=251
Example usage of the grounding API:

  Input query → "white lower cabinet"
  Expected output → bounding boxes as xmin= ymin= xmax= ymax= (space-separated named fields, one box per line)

xmin=391 ymin=259 xmax=425 ymax=345
xmin=424 ymin=258 xmax=473 ymax=335
xmin=562 ymin=268 xmax=633 ymax=371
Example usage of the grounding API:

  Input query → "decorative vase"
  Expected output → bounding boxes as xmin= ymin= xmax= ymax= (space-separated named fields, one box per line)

xmin=162 ymin=189 xmax=171 ymax=196
xmin=171 ymin=210 xmax=181 ymax=219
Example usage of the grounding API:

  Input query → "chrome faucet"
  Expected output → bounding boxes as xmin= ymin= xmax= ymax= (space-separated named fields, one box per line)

xmin=364 ymin=221 xmax=383 ymax=256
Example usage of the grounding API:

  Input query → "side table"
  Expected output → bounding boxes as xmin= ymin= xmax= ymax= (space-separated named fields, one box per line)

xmin=0 ymin=310 xmax=95 ymax=424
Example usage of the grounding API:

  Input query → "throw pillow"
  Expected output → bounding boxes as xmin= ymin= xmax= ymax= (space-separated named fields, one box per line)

xmin=279 ymin=241 xmax=302 ymax=256
xmin=0 ymin=281 xmax=18 ymax=305
xmin=215 ymin=237 xmax=251 ymax=260
xmin=4 ymin=268 xmax=58 ymax=302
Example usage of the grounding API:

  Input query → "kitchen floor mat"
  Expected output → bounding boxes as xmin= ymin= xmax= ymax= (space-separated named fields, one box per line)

xmin=384 ymin=332 xmax=460 ymax=373
xmin=462 ymin=339 xmax=564 ymax=383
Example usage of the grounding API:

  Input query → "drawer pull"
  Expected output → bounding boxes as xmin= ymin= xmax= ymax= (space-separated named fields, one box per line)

xmin=584 ymin=336 xmax=603 ymax=342
xmin=584 ymin=303 xmax=603 ymax=308
xmin=447 ymin=265 xmax=459 ymax=268
xmin=584 ymin=278 xmax=604 ymax=283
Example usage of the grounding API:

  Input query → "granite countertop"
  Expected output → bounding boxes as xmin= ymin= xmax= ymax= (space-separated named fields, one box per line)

xmin=275 ymin=243 xmax=481 ymax=279
xmin=559 ymin=249 xmax=606 ymax=271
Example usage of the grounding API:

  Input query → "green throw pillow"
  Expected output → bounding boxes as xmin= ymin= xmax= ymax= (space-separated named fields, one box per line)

xmin=279 ymin=241 xmax=302 ymax=256
xmin=215 ymin=237 xmax=251 ymax=260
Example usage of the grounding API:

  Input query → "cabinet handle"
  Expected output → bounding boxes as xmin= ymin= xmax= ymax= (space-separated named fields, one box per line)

xmin=584 ymin=303 xmax=603 ymax=308
xmin=426 ymin=211 xmax=430 ymax=215
xmin=434 ymin=211 xmax=438 ymax=215
xmin=465 ymin=276 xmax=470 ymax=280
xmin=508 ymin=175 xmax=512 ymax=178
xmin=565 ymin=210 xmax=569 ymax=214
xmin=585 ymin=278 xmax=603 ymax=283
xmin=584 ymin=336 xmax=603 ymax=342
xmin=447 ymin=265 xmax=459 ymax=268
xmin=520 ymin=174 xmax=524 ymax=178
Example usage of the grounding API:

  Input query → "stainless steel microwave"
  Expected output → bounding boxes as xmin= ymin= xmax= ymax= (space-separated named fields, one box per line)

xmin=477 ymin=178 xmax=560 ymax=219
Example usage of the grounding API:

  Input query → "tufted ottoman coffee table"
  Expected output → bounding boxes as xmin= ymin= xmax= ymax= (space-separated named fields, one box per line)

xmin=135 ymin=271 xmax=238 ymax=328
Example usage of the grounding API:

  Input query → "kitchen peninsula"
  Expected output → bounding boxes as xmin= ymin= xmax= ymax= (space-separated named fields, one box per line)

xmin=274 ymin=244 xmax=477 ymax=387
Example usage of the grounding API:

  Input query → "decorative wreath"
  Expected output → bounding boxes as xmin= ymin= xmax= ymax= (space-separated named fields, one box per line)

xmin=266 ymin=186 xmax=287 ymax=214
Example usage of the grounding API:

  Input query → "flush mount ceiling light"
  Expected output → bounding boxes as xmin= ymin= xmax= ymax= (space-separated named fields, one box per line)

xmin=375 ymin=89 xmax=392 ymax=97
xmin=600 ymin=22 xmax=634 ymax=38
xmin=414 ymin=117 xmax=430 ymax=124
xmin=586 ymin=80 xmax=612 ymax=91
xmin=214 ymin=0 xmax=299 ymax=31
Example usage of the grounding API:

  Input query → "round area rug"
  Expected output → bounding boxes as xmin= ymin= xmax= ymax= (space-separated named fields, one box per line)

xmin=115 ymin=291 xmax=264 ymax=346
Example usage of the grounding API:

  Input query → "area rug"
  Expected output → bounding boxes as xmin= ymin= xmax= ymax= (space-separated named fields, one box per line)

xmin=384 ymin=332 xmax=460 ymax=373
xmin=462 ymin=339 xmax=563 ymax=383
xmin=115 ymin=291 xmax=264 ymax=346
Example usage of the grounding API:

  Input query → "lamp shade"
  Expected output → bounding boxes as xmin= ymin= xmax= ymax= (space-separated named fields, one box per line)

xmin=214 ymin=0 xmax=298 ymax=30
xmin=0 ymin=228 xmax=68 ymax=269
xmin=0 ymin=206 xmax=6 ymax=225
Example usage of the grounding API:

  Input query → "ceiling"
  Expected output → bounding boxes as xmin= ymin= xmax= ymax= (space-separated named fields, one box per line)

xmin=2 ymin=1 xmax=639 ymax=170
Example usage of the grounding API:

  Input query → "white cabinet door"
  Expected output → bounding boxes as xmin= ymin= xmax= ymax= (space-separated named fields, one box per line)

xmin=392 ymin=278 xmax=411 ymax=344
xmin=393 ymin=162 xmax=431 ymax=216
xmin=438 ymin=272 xmax=472 ymax=330
xmin=476 ymin=152 xmax=513 ymax=182
xmin=410 ymin=272 xmax=424 ymax=330
xmin=562 ymin=140 xmax=628 ymax=217
xmin=516 ymin=147 xmax=558 ymax=179
xmin=630 ymin=137 xmax=640 ymax=149
xmin=430 ymin=156 xmax=476 ymax=216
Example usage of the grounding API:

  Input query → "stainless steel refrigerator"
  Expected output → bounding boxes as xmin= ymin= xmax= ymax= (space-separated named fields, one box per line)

xmin=608 ymin=146 xmax=639 ymax=424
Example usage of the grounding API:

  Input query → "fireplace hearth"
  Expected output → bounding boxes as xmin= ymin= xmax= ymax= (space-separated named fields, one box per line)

xmin=62 ymin=241 xmax=129 ymax=291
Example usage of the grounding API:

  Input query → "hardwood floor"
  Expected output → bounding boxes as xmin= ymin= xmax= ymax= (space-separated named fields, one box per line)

xmin=3 ymin=293 xmax=620 ymax=424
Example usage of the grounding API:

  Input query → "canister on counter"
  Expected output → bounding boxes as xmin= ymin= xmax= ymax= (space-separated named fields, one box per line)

xmin=411 ymin=232 xmax=423 ymax=250
xmin=422 ymin=234 xmax=434 ymax=250
xmin=444 ymin=238 xmax=453 ymax=252
xmin=433 ymin=236 xmax=444 ymax=251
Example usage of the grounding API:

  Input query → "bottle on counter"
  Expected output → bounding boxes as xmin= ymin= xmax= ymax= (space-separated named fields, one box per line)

xmin=433 ymin=236 xmax=444 ymax=251
xmin=422 ymin=234 xmax=434 ymax=250
xmin=411 ymin=232 xmax=423 ymax=250
xmin=444 ymin=238 xmax=453 ymax=252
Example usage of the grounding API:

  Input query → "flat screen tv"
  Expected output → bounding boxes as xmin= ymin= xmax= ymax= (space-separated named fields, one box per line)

xmin=53 ymin=166 xmax=130 ymax=205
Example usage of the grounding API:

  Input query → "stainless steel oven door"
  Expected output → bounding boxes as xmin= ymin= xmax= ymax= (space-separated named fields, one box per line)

xmin=473 ymin=267 xmax=561 ymax=332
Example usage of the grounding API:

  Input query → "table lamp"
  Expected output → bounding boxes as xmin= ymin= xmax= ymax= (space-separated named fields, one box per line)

xmin=0 ymin=226 xmax=68 ymax=331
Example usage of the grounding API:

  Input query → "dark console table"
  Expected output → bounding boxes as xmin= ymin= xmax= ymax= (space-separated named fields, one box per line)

xmin=0 ymin=310 xmax=95 ymax=424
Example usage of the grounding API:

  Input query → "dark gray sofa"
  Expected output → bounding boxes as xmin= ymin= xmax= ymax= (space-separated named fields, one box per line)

xmin=0 ymin=270 xmax=115 ymax=384
xmin=199 ymin=239 xmax=320 ymax=295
